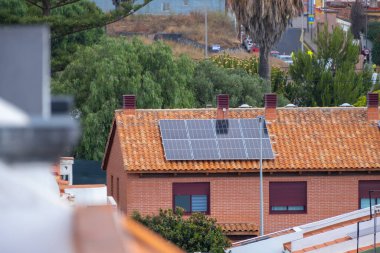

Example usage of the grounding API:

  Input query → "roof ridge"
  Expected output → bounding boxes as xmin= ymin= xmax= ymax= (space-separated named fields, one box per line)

xmin=114 ymin=107 xmax=369 ymax=112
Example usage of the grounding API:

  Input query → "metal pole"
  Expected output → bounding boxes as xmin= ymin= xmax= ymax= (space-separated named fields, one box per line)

xmin=259 ymin=116 xmax=264 ymax=236
xmin=371 ymin=191 xmax=373 ymax=219
xmin=205 ymin=7 xmax=208 ymax=58
xmin=357 ymin=222 xmax=360 ymax=253
xmin=374 ymin=210 xmax=377 ymax=253
xmin=366 ymin=5 xmax=368 ymax=49
xmin=301 ymin=14 xmax=304 ymax=53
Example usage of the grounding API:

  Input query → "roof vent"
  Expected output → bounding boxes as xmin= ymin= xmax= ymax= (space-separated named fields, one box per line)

xmin=284 ymin=103 xmax=297 ymax=108
xmin=239 ymin=104 xmax=252 ymax=108
xmin=217 ymin=94 xmax=229 ymax=110
xmin=122 ymin=95 xmax=136 ymax=109
xmin=339 ymin=103 xmax=353 ymax=107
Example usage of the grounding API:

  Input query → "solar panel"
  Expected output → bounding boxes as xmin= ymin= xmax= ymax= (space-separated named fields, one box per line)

xmin=191 ymin=139 xmax=220 ymax=160
xmin=218 ymin=139 xmax=247 ymax=159
xmin=161 ymin=139 xmax=193 ymax=160
xmin=215 ymin=119 xmax=242 ymax=138
xmin=159 ymin=118 xmax=274 ymax=161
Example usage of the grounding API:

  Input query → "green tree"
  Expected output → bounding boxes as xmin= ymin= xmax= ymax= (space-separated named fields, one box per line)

xmin=190 ymin=60 xmax=271 ymax=108
xmin=230 ymin=0 xmax=303 ymax=81
xmin=0 ymin=0 xmax=152 ymax=73
xmin=53 ymin=37 xmax=195 ymax=160
xmin=0 ymin=0 xmax=152 ymax=37
xmin=365 ymin=22 xmax=380 ymax=64
xmin=132 ymin=209 xmax=231 ymax=253
xmin=372 ymin=34 xmax=380 ymax=65
xmin=350 ymin=0 xmax=365 ymax=39
xmin=210 ymin=53 xmax=288 ymax=93
xmin=288 ymin=26 xmax=372 ymax=106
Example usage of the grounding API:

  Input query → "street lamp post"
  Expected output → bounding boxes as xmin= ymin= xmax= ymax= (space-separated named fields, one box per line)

xmin=205 ymin=6 xmax=208 ymax=58
xmin=259 ymin=116 xmax=264 ymax=236
xmin=366 ymin=5 xmax=368 ymax=49
xmin=301 ymin=14 xmax=304 ymax=52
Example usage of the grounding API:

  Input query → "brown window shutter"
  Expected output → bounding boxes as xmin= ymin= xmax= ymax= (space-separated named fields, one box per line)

xmin=359 ymin=181 xmax=380 ymax=198
xmin=270 ymin=182 xmax=307 ymax=207
xmin=173 ymin=182 xmax=210 ymax=195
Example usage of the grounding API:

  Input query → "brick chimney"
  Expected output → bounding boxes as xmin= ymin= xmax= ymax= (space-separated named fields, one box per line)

xmin=122 ymin=94 xmax=136 ymax=115
xmin=264 ymin=93 xmax=277 ymax=120
xmin=367 ymin=92 xmax=379 ymax=121
xmin=217 ymin=94 xmax=229 ymax=119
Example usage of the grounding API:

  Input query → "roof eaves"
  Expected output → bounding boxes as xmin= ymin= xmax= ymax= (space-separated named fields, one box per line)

xmin=101 ymin=119 xmax=116 ymax=170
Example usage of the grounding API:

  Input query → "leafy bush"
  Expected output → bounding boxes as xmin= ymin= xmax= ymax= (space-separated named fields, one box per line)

xmin=288 ymin=26 xmax=372 ymax=106
xmin=132 ymin=209 xmax=230 ymax=253
xmin=354 ymin=90 xmax=380 ymax=106
xmin=190 ymin=60 xmax=271 ymax=107
xmin=210 ymin=53 xmax=288 ymax=93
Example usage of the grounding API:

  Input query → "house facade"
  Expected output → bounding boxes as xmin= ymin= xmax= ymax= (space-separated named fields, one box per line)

xmin=102 ymin=93 xmax=380 ymax=238
xmin=135 ymin=0 xmax=225 ymax=15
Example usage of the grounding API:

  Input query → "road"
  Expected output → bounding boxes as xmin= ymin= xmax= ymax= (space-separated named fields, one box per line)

xmin=273 ymin=28 xmax=302 ymax=55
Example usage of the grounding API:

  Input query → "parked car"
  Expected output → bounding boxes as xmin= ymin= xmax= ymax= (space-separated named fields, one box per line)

xmin=270 ymin=50 xmax=280 ymax=58
xmin=277 ymin=54 xmax=293 ymax=64
xmin=250 ymin=43 xmax=260 ymax=53
xmin=210 ymin=44 xmax=221 ymax=53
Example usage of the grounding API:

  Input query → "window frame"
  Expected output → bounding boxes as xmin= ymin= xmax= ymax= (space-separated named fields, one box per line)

xmin=172 ymin=182 xmax=210 ymax=215
xmin=162 ymin=2 xmax=170 ymax=11
xmin=269 ymin=181 xmax=307 ymax=214
xmin=358 ymin=180 xmax=380 ymax=209
xmin=116 ymin=177 xmax=119 ymax=202
xmin=110 ymin=175 xmax=114 ymax=196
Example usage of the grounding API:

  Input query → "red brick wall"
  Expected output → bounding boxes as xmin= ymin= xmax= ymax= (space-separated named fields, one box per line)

xmin=106 ymin=127 xmax=129 ymax=214
xmin=119 ymin=173 xmax=380 ymax=234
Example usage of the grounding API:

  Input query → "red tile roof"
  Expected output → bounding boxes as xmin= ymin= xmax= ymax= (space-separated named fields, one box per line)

xmin=219 ymin=223 xmax=259 ymax=235
xmin=103 ymin=107 xmax=380 ymax=173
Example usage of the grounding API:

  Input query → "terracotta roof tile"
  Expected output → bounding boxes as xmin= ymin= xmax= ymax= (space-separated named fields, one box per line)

xmin=105 ymin=107 xmax=380 ymax=173
xmin=218 ymin=223 xmax=258 ymax=235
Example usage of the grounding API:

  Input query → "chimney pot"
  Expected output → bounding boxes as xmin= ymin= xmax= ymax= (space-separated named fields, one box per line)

xmin=217 ymin=94 xmax=229 ymax=110
xmin=123 ymin=95 xmax=136 ymax=109
xmin=217 ymin=94 xmax=229 ymax=119
xmin=122 ymin=95 xmax=136 ymax=115
xmin=367 ymin=93 xmax=379 ymax=107
xmin=265 ymin=93 xmax=277 ymax=108
xmin=367 ymin=93 xmax=379 ymax=121
xmin=264 ymin=93 xmax=277 ymax=120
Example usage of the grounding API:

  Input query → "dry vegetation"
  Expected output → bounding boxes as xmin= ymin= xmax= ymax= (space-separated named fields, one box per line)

xmin=111 ymin=13 xmax=289 ymax=69
xmin=107 ymin=12 xmax=240 ymax=48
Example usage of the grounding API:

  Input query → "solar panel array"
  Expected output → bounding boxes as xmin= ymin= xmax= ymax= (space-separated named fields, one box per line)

xmin=159 ymin=118 xmax=274 ymax=161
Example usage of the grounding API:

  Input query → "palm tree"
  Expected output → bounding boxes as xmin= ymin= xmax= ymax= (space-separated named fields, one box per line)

xmin=230 ymin=0 xmax=303 ymax=81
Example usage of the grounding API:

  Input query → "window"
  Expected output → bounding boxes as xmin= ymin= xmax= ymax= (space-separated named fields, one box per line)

xmin=162 ymin=2 xmax=170 ymax=11
xmin=116 ymin=177 xmax=120 ymax=202
xmin=359 ymin=181 xmax=380 ymax=209
xmin=173 ymin=182 xmax=210 ymax=214
xmin=110 ymin=175 xmax=114 ymax=196
xmin=269 ymin=182 xmax=307 ymax=214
